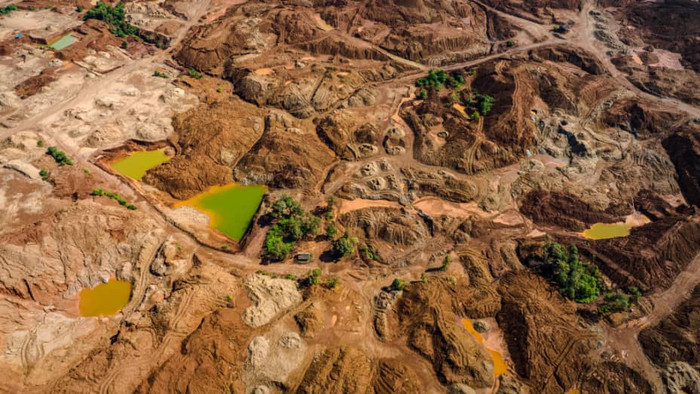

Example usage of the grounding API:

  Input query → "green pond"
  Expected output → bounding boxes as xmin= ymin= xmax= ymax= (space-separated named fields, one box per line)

xmin=581 ymin=223 xmax=630 ymax=240
xmin=174 ymin=183 xmax=267 ymax=241
xmin=111 ymin=149 xmax=170 ymax=181
xmin=49 ymin=34 xmax=76 ymax=50
xmin=79 ymin=279 xmax=132 ymax=317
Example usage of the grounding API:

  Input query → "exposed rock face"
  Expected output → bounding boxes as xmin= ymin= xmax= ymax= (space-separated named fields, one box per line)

xmin=242 ymin=274 xmax=302 ymax=328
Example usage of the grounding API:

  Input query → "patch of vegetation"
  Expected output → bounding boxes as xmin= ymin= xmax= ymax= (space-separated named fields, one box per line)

xmin=47 ymin=146 xmax=73 ymax=166
xmin=506 ymin=40 xmax=515 ymax=47
xmin=264 ymin=195 xmax=320 ymax=261
xmin=438 ymin=255 xmax=450 ymax=272
xmin=91 ymin=188 xmax=137 ymax=210
xmin=121 ymin=41 xmax=128 ymax=50
xmin=187 ymin=67 xmax=203 ymax=79
xmin=323 ymin=276 xmax=339 ymax=289
xmin=84 ymin=2 xmax=139 ymax=38
xmin=597 ymin=291 xmax=631 ymax=314
xmin=539 ymin=243 xmax=603 ymax=304
xmin=36 ymin=139 xmax=44 ymax=148
xmin=83 ymin=168 xmax=90 ymax=174
xmin=39 ymin=169 xmax=49 ymax=181
xmin=325 ymin=223 xmax=338 ymax=238
xmin=76 ymin=5 xmax=84 ymax=12
xmin=360 ymin=244 xmax=379 ymax=261
xmin=390 ymin=278 xmax=408 ymax=291
xmin=418 ymin=89 xmax=427 ymax=100
xmin=415 ymin=69 xmax=466 ymax=93
xmin=331 ymin=232 xmax=358 ymax=258
xmin=0 ymin=4 xmax=17 ymax=15
xmin=301 ymin=268 xmax=322 ymax=287
xmin=216 ymin=86 xmax=223 ymax=93
xmin=153 ymin=69 xmax=168 ymax=78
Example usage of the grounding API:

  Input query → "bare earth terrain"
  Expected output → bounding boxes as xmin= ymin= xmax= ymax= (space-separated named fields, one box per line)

xmin=0 ymin=0 xmax=699 ymax=393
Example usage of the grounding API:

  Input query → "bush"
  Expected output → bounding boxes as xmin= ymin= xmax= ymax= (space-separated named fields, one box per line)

xmin=506 ymin=40 xmax=515 ymax=47
xmin=0 ymin=4 xmax=17 ymax=15
xmin=390 ymin=278 xmax=407 ymax=291
xmin=323 ymin=276 xmax=339 ymax=289
xmin=331 ymin=233 xmax=357 ymax=258
xmin=37 ymin=139 xmax=44 ymax=147
xmin=121 ymin=41 xmax=128 ymax=49
xmin=418 ymin=89 xmax=427 ymax=100
xmin=84 ymin=2 xmax=139 ymax=38
xmin=326 ymin=223 xmax=338 ymax=238
xmin=598 ymin=292 xmax=631 ymax=314
xmin=438 ymin=255 xmax=450 ymax=272
xmin=540 ymin=243 xmax=603 ymax=304
xmin=91 ymin=188 xmax=137 ymax=210
xmin=39 ymin=169 xmax=49 ymax=180
xmin=47 ymin=146 xmax=73 ymax=166
xmin=187 ymin=67 xmax=203 ymax=79
xmin=153 ymin=70 xmax=168 ymax=78
xmin=76 ymin=5 xmax=84 ymax=12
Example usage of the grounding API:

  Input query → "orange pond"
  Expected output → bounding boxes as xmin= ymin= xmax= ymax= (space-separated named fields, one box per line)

xmin=461 ymin=319 xmax=508 ymax=376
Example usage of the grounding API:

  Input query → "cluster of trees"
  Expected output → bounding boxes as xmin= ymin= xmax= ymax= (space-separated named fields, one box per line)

xmin=264 ymin=195 xmax=320 ymax=261
xmin=91 ymin=188 xmax=137 ymax=210
xmin=415 ymin=69 xmax=466 ymax=92
xmin=84 ymin=2 xmax=138 ymax=38
xmin=0 ymin=4 xmax=17 ymax=14
xmin=538 ymin=242 xmax=644 ymax=314
xmin=464 ymin=93 xmax=495 ymax=119
xmin=47 ymin=146 xmax=73 ymax=166
xmin=541 ymin=243 xmax=603 ymax=303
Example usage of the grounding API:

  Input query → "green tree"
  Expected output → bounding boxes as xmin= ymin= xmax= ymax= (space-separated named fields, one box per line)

xmin=326 ymin=223 xmax=338 ymax=238
xmin=332 ymin=233 xmax=357 ymax=258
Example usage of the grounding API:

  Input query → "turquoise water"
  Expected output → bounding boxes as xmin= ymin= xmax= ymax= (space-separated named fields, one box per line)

xmin=49 ymin=34 xmax=76 ymax=50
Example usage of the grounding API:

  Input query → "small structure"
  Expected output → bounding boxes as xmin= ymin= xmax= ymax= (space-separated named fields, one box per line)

xmin=294 ymin=252 xmax=313 ymax=263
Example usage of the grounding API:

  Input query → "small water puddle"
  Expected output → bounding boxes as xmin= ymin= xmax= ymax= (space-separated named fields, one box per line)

xmin=580 ymin=212 xmax=650 ymax=240
xmin=111 ymin=148 xmax=171 ymax=181
xmin=49 ymin=34 xmax=76 ymax=50
xmin=173 ymin=183 xmax=266 ymax=241
xmin=461 ymin=319 xmax=508 ymax=377
xmin=79 ymin=279 xmax=132 ymax=317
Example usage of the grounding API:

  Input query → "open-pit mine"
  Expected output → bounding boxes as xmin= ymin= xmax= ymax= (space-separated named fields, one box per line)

xmin=1 ymin=0 xmax=699 ymax=393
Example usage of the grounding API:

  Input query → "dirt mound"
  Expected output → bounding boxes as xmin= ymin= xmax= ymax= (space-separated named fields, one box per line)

xmin=496 ymin=271 xmax=600 ymax=393
xmin=386 ymin=280 xmax=495 ymax=388
xmin=135 ymin=307 xmax=254 ymax=393
xmin=663 ymin=124 xmax=700 ymax=207
xmin=520 ymin=190 xmax=628 ymax=231
xmin=616 ymin=0 xmax=700 ymax=73
xmin=292 ymin=346 xmax=420 ymax=393
xmin=143 ymin=99 xmax=264 ymax=199
xmin=481 ymin=0 xmax=583 ymax=23
xmin=561 ymin=206 xmax=700 ymax=290
xmin=233 ymin=111 xmax=335 ymax=190
xmin=403 ymin=47 xmax=610 ymax=176
xmin=639 ymin=284 xmax=700 ymax=368
xmin=242 ymin=273 xmax=302 ymax=328
xmin=581 ymin=361 xmax=654 ymax=394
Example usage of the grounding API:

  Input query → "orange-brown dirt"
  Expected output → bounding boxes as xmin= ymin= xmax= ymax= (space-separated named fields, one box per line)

xmin=1 ymin=0 xmax=700 ymax=393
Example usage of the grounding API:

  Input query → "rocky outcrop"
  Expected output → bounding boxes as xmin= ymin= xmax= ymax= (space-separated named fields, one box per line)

xmin=242 ymin=274 xmax=302 ymax=328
